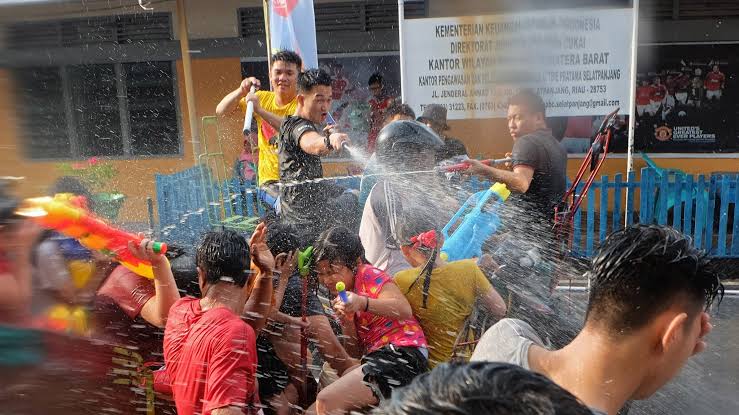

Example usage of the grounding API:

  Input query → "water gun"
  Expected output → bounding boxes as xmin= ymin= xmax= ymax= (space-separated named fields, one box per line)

xmin=242 ymin=85 xmax=257 ymax=135
xmin=441 ymin=182 xmax=511 ymax=262
xmin=17 ymin=193 xmax=167 ymax=279
xmin=440 ymin=157 xmax=512 ymax=173
xmin=335 ymin=281 xmax=349 ymax=303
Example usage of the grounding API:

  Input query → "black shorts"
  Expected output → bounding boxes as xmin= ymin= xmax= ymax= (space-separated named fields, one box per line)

xmin=256 ymin=335 xmax=289 ymax=402
xmin=361 ymin=346 xmax=428 ymax=400
xmin=277 ymin=274 xmax=324 ymax=318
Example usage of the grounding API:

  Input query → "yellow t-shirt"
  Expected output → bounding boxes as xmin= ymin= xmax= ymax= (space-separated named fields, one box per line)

xmin=239 ymin=91 xmax=297 ymax=185
xmin=394 ymin=259 xmax=493 ymax=368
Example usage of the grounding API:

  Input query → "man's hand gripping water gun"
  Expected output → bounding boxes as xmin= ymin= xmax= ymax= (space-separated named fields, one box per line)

xmin=17 ymin=193 xmax=167 ymax=279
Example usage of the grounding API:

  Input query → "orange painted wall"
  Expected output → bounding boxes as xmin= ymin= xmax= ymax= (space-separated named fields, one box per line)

xmin=2 ymin=58 xmax=735 ymax=226
xmin=0 ymin=57 xmax=246 ymax=223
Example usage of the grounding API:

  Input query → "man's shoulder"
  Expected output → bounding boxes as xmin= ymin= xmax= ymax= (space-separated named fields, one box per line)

xmin=202 ymin=307 xmax=255 ymax=340
xmin=471 ymin=318 xmax=544 ymax=367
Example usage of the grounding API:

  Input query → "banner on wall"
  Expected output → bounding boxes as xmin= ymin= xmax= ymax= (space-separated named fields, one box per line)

xmin=633 ymin=48 xmax=735 ymax=153
xmin=403 ymin=8 xmax=633 ymax=119
xmin=270 ymin=0 xmax=319 ymax=68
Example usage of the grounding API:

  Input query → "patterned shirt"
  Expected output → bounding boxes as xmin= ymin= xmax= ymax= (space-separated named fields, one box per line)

xmin=352 ymin=264 xmax=427 ymax=353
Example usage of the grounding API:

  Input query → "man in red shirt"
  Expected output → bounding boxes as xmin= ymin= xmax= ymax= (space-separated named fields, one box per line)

xmin=367 ymin=73 xmax=395 ymax=153
xmin=164 ymin=225 xmax=275 ymax=415
xmin=704 ymin=64 xmax=725 ymax=101
xmin=650 ymin=76 xmax=668 ymax=116
xmin=635 ymin=80 xmax=654 ymax=117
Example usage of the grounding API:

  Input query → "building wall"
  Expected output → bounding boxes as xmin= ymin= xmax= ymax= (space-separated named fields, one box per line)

xmin=1 ymin=0 xmax=738 ymax=226
xmin=0 ymin=56 xmax=244 ymax=222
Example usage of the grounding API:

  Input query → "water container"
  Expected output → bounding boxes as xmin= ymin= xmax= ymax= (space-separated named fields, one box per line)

xmin=441 ymin=182 xmax=510 ymax=261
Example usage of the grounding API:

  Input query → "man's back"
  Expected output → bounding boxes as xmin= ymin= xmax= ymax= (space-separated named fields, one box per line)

xmin=510 ymin=129 xmax=567 ymax=223
xmin=164 ymin=297 xmax=257 ymax=415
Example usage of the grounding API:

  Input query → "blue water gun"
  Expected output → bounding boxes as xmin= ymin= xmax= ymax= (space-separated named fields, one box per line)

xmin=441 ymin=182 xmax=511 ymax=262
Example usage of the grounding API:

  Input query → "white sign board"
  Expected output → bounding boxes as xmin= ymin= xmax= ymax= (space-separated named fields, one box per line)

xmin=403 ymin=9 xmax=633 ymax=119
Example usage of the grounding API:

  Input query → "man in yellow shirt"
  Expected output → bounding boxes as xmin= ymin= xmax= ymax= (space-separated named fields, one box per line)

xmin=216 ymin=50 xmax=301 ymax=204
xmin=394 ymin=217 xmax=507 ymax=368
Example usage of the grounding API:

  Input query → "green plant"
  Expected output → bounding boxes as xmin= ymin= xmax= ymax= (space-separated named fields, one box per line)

xmin=56 ymin=157 xmax=119 ymax=193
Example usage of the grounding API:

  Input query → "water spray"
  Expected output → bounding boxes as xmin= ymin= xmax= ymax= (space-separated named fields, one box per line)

xmin=441 ymin=157 xmax=512 ymax=173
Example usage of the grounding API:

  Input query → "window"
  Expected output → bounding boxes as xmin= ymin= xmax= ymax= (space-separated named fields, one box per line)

xmin=15 ymin=61 xmax=180 ymax=160
xmin=15 ymin=67 xmax=71 ymax=159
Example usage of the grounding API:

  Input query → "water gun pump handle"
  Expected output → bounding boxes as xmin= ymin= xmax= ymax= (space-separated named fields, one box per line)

xmin=243 ymin=85 xmax=257 ymax=134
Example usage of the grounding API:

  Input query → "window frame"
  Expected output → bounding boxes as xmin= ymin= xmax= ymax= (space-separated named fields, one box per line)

xmin=17 ymin=60 xmax=183 ymax=162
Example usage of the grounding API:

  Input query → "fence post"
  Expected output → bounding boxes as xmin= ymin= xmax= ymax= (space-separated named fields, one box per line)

xmin=599 ymin=175 xmax=608 ymax=245
xmin=694 ymin=176 xmax=707 ymax=249
xmin=626 ymin=171 xmax=636 ymax=226
xmin=613 ymin=173 xmax=623 ymax=231
xmin=586 ymin=180 xmax=596 ymax=256
xmin=672 ymin=174 xmax=684 ymax=232
xmin=705 ymin=176 xmax=717 ymax=254
xmin=717 ymin=175 xmax=730 ymax=257
xmin=639 ymin=168 xmax=651 ymax=224
xmin=683 ymin=174 xmax=694 ymax=238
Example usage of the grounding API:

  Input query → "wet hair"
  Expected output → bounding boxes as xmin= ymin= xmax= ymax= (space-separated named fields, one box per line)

xmin=169 ymin=248 xmax=201 ymax=297
xmin=297 ymin=68 xmax=332 ymax=94
xmin=195 ymin=230 xmax=251 ymax=288
xmin=586 ymin=225 xmax=724 ymax=335
xmin=271 ymin=50 xmax=302 ymax=70
xmin=397 ymin=215 xmax=440 ymax=308
xmin=508 ymin=89 xmax=546 ymax=117
xmin=368 ymin=72 xmax=383 ymax=86
xmin=373 ymin=362 xmax=593 ymax=415
xmin=384 ymin=103 xmax=416 ymax=125
xmin=313 ymin=226 xmax=367 ymax=270
xmin=265 ymin=220 xmax=300 ymax=257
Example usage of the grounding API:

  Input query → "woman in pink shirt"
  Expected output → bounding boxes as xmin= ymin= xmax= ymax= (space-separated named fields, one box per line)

xmin=308 ymin=226 xmax=427 ymax=415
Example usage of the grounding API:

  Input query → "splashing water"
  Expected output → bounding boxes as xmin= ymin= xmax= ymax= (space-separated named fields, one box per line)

xmin=342 ymin=144 xmax=370 ymax=166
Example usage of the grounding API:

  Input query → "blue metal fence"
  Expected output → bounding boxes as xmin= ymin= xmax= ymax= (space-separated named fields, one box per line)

xmin=155 ymin=166 xmax=738 ymax=257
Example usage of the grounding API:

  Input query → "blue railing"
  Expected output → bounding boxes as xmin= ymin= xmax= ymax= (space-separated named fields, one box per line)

xmin=155 ymin=166 xmax=738 ymax=258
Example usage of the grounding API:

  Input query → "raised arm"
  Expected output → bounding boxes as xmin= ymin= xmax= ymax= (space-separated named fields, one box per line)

xmin=243 ymin=223 xmax=275 ymax=335
xmin=129 ymin=236 xmax=181 ymax=328
xmin=298 ymin=129 xmax=350 ymax=156
xmin=334 ymin=281 xmax=413 ymax=321
xmin=466 ymin=160 xmax=534 ymax=194
xmin=215 ymin=77 xmax=260 ymax=118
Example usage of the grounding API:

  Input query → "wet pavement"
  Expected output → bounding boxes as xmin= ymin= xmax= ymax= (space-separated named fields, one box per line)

xmin=630 ymin=294 xmax=739 ymax=415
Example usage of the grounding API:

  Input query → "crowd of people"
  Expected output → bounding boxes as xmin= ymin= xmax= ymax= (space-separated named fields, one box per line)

xmin=635 ymin=63 xmax=725 ymax=126
xmin=0 ymin=49 xmax=725 ymax=415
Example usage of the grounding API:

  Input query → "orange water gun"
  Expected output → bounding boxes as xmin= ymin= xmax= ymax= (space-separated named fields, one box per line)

xmin=18 ymin=193 xmax=166 ymax=279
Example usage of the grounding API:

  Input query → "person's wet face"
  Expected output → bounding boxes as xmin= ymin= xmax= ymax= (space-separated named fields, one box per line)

xmin=369 ymin=82 xmax=383 ymax=98
xmin=713 ymin=65 xmax=720 ymax=73
xmin=507 ymin=104 xmax=543 ymax=140
xmin=300 ymin=85 xmax=333 ymax=124
xmin=271 ymin=60 xmax=299 ymax=97
xmin=315 ymin=259 xmax=354 ymax=295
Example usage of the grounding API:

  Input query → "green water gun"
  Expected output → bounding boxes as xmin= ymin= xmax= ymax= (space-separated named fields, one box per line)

xmin=298 ymin=246 xmax=314 ymax=278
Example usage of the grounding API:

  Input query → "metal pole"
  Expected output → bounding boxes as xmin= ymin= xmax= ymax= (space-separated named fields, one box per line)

xmin=625 ymin=0 xmax=640 ymax=226
xmin=398 ymin=0 xmax=406 ymax=102
xmin=176 ymin=0 xmax=201 ymax=160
